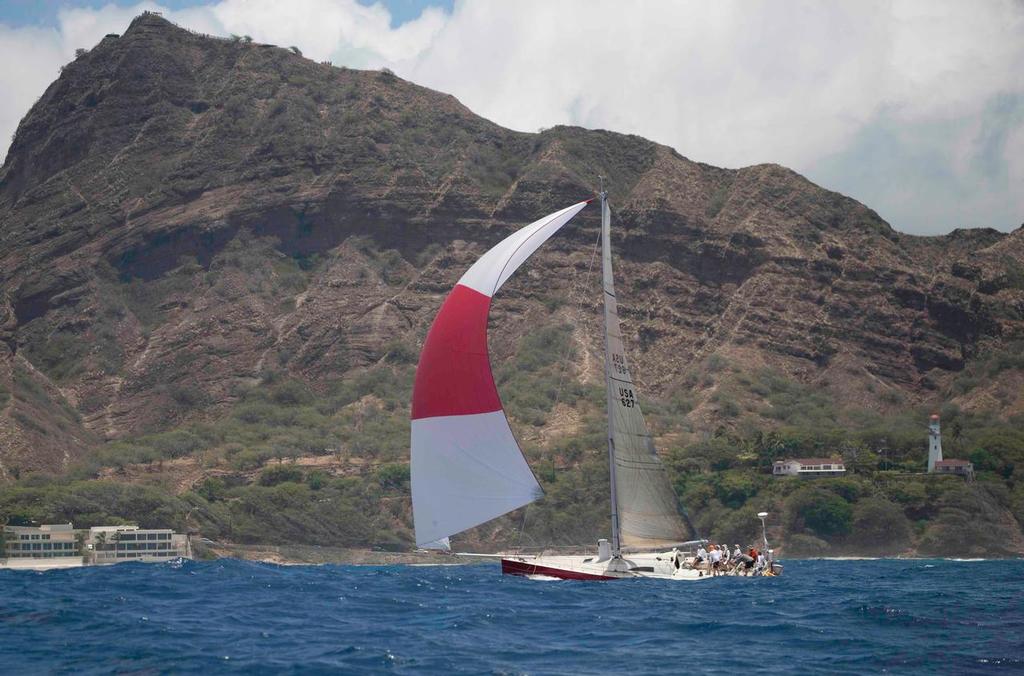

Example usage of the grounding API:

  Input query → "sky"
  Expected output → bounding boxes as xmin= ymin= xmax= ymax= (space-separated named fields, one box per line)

xmin=0 ymin=1 xmax=1021 ymax=236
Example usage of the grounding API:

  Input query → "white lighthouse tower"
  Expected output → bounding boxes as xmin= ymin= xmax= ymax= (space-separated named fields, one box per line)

xmin=927 ymin=414 xmax=943 ymax=472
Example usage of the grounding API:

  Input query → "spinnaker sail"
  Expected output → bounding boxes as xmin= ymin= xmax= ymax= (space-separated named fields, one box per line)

xmin=410 ymin=201 xmax=590 ymax=547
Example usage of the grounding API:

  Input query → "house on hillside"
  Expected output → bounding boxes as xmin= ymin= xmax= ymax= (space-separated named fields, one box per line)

xmin=772 ymin=458 xmax=846 ymax=478
xmin=933 ymin=458 xmax=975 ymax=480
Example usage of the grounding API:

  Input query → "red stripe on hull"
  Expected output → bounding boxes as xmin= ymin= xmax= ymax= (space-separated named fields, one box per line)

xmin=501 ymin=558 xmax=619 ymax=581
xmin=411 ymin=284 xmax=502 ymax=420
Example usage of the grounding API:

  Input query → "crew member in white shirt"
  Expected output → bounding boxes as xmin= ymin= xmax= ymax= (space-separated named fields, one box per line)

xmin=709 ymin=544 xmax=722 ymax=576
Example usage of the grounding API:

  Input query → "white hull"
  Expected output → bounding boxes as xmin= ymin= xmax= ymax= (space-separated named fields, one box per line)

xmin=501 ymin=551 xmax=778 ymax=580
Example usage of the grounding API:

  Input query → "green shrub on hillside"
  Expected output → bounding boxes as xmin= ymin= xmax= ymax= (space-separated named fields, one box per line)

xmin=258 ymin=464 xmax=305 ymax=486
xmin=848 ymin=497 xmax=912 ymax=553
xmin=967 ymin=428 xmax=1024 ymax=479
xmin=230 ymin=448 xmax=274 ymax=471
xmin=818 ymin=476 xmax=872 ymax=502
xmin=325 ymin=365 xmax=414 ymax=411
xmin=22 ymin=331 xmax=88 ymax=383
xmin=375 ymin=463 xmax=410 ymax=490
xmin=710 ymin=505 xmax=761 ymax=546
xmin=12 ymin=364 xmax=51 ymax=411
xmin=382 ymin=339 xmax=417 ymax=365
xmin=517 ymin=457 xmax=610 ymax=547
xmin=336 ymin=402 xmax=408 ymax=461
xmin=786 ymin=533 xmax=831 ymax=557
xmin=0 ymin=480 xmax=190 ymax=530
xmin=884 ymin=479 xmax=929 ymax=512
xmin=221 ymin=482 xmax=375 ymax=546
xmin=671 ymin=436 xmax=738 ymax=473
xmin=785 ymin=487 xmax=853 ymax=538
xmin=195 ymin=477 xmax=227 ymax=502
xmin=496 ymin=324 xmax=582 ymax=426
xmin=713 ymin=470 xmax=761 ymax=509
xmin=752 ymin=369 xmax=837 ymax=429
xmin=916 ymin=484 xmax=1020 ymax=557
xmin=950 ymin=341 xmax=1024 ymax=394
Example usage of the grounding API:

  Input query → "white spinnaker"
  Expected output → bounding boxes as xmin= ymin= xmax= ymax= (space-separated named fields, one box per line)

xmin=457 ymin=202 xmax=590 ymax=296
xmin=412 ymin=411 xmax=542 ymax=547
xmin=601 ymin=198 xmax=690 ymax=548
xmin=411 ymin=201 xmax=590 ymax=548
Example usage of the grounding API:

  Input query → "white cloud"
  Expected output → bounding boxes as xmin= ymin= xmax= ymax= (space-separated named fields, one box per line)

xmin=0 ymin=23 xmax=65 ymax=151
xmin=1 ymin=0 xmax=1022 ymax=234
xmin=209 ymin=0 xmax=445 ymax=64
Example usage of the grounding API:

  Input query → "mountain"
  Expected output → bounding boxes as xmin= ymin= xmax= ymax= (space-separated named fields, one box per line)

xmin=1 ymin=13 xmax=1022 ymax=556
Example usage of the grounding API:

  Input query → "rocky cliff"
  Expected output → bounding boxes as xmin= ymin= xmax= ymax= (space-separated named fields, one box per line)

xmin=1 ymin=12 xmax=1022 ymax=480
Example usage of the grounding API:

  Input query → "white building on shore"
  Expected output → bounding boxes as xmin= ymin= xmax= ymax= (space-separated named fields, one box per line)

xmin=87 ymin=525 xmax=190 ymax=564
xmin=772 ymin=457 xmax=847 ymax=478
xmin=1 ymin=523 xmax=190 ymax=571
xmin=1 ymin=523 xmax=84 ymax=570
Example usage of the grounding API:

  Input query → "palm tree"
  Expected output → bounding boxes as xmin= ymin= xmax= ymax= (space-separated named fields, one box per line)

xmin=951 ymin=420 xmax=964 ymax=453
xmin=93 ymin=531 xmax=108 ymax=562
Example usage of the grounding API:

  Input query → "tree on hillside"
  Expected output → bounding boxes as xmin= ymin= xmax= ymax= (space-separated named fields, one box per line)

xmin=785 ymin=487 xmax=852 ymax=538
xmin=849 ymin=497 xmax=911 ymax=553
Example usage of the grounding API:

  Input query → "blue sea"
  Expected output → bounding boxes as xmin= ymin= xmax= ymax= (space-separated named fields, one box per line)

xmin=1 ymin=559 xmax=1022 ymax=674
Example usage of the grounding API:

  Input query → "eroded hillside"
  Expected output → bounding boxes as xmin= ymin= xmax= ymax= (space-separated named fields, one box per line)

xmin=1 ymin=13 xmax=1023 ymax=556
xmin=2 ymin=13 xmax=1022 ymax=476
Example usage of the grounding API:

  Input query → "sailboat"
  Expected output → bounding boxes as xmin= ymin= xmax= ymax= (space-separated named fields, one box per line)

xmin=410 ymin=190 xmax=765 ymax=580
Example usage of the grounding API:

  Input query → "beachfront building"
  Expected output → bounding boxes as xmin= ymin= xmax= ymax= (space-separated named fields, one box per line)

xmin=772 ymin=458 xmax=847 ymax=478
xmin=2 ymin=523 xmax=84 ymax=570
xmin=87 ymin=526 xmax=190 ymax=564
xmin=1 ymin=523 xmax=189 ymax=570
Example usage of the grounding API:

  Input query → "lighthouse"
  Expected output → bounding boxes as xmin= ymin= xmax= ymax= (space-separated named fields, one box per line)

xmin=927 ymin=414 xmax=943 ymax=472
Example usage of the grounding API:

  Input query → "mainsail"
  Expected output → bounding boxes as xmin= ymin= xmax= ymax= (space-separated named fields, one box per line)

xmin=600 ymin=194 xmax=690 ymax=549
xmin=410 ymin=201 xmax=590 ymax=547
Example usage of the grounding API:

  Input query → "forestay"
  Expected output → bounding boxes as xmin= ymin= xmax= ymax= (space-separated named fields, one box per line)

xmin=410 ymin=201 xmax=590 ymax=547
xmin=601 ymin=197 xmax=690 ymax=548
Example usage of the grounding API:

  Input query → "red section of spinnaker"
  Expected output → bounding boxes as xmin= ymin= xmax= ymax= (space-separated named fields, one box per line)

xmin=411 ymin=284 xmax=502 ymax=420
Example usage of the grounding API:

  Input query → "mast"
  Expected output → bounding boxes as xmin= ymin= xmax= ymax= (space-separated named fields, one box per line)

xmin=600 ymin=180 xmax=622 ymax=555
xmin=599 ymin=181 xmax=689 ymax=552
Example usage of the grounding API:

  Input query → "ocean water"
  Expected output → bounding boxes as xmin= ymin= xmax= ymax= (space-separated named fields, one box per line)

xmin=1 ymin=559 xmax=1022 ymax=674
